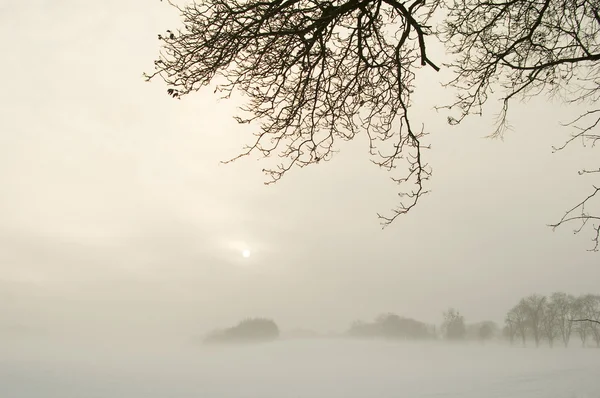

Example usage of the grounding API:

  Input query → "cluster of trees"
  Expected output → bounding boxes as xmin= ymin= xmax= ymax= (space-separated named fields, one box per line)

xmin=434 ymin=295 xmax=600 ymax=348
xmin=201 ymin=293 xmax=600 ymax=346
xmin=347 ymin=313 xmax=435 ymax=340
xmin=440 ymin=309 xmax=498 ymax=343
xmin=346 ymin=311 xmax=499 ymax=343
xmin=441 ymin=308 xmax=466 ymax=341
xmin=504 ymin=293 xmax=600 ymax=348
xmin=204 ymin=318 xmax=280 ymax=344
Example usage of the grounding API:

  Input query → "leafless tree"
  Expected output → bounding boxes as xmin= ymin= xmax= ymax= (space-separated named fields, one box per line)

xmin=550 ymin=292 xmax=575 ymax=347
xmin=522 ymin=294 xmax=547 ymax=347
xmin=508 ymin=300 xmax=529 ymax=347
xmin=572 ymin=294 xmax=600 ymax=347
xmin=571 ymin=317 xmax=600 ymax=347
xmin=442 ymin=307 xmax=467 ymax=340
xmin=542 ymin=299 xmax=559 ymax=347
xmin=572 ymin=295 xmax=595 ymax=347
xmin=503 ymin=314 xmax=517 ymax=345
xmin=571 ymin=316 xmax=600 ymax=347
xmin=147 ymin=0 xmax=600 ymax=242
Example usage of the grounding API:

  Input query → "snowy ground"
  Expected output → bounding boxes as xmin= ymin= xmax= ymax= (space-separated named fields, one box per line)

xmin=1 ymin=337 xmax=598 ymax=398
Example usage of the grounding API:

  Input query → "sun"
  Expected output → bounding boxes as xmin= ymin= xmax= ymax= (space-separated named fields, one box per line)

xmin=242 ymin=249 xmax=251 ymax=258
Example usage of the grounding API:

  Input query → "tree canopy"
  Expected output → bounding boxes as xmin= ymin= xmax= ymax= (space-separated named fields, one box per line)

xmin=204 ymin=318 xmax=280 ymax=344
xmin=505 ymin=293 xmax=600 ymax=348
xmin=147 ymin=0 xmax=600 ymax=249
xmin=442 ymin=308 xmax=466 ymax=340
xmin=348 ymin=313 xmax=434 ymax=339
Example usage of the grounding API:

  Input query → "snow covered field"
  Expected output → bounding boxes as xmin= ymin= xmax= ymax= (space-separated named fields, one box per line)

xmin=2 ymin=338 xmax=598 ymax=398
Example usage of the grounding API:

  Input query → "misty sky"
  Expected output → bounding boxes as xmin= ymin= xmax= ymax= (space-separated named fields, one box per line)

xmin=1 ymin=0 xmax=599 ymax=338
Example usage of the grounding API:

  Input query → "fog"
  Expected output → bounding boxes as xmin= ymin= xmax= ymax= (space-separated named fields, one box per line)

xmin=1 ymin=0 xmax=600 ymax=396
xmin=3 ymin=338 xmax=599 ymax=398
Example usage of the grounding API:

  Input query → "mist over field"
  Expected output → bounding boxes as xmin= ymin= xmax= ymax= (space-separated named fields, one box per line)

xmin=2 ymin=335 xmax=599 ymax=398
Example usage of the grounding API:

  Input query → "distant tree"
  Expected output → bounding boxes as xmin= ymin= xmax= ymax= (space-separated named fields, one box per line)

xmin=573 ymin=296 xmax=592 ymax=347
xmin=509 ymin=300 xmax=529 ymax=347
xmin=586 ymin=296 xmax=600 ymax=347
xmin=574 ymin=321 xmax=590 ymax=348
xmin=465 ymin=321 xmax=497 ymax=342
xmin=377 ymin=314 xmax=431 ymax=339
xmin=571 ymin=317 xmax=600 ymax=347
xmin=522 ymin=294 xmax=547 ymax=347
xmin=348 ymin=313 xmax=433 ymax=340
xmin=147 ymin=0 xmax=600 ymax=247
xmin=550 ymin=292 xmax=576 ymax=347
xmin=204 ymin=318 xmax=280 ymax=344
xmin=503 ymin=315 xmax=517 ymax=346
xmin=572 ymin=294 xmax=600 ymax=347
xmin=541 ymin=299 xmax=559 ymax=348
xmin=347 ymin=320 xmax=379 ymax=339
xmin=478 ymin=322 xmax=494 ymax=344
xmin=375 ymin=313 xmax=403 ymax=338
xmin=377 ymin=313 xmax=432 ymax=339
xmin=442 ymin=308 xmax=466 ymax=341
xmin=505 ymin=292 xmax=600 ymax=348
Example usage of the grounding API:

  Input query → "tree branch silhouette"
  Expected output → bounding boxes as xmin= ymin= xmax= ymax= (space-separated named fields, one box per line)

xmin=145 ymin=0 xmax=442 ymax=224
xmin=146 ymin=0 xmax=600 ymax=244
xmin=571 ymin=318 xmax=600 ymax=325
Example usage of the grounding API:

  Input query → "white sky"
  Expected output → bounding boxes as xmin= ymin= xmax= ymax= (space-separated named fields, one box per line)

xmin=1 ymin=0 xmax=599 ymax=337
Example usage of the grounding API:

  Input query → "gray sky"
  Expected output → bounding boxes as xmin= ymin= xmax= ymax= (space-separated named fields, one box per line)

xmin=1 ymin=0 xmax=599 ymax=337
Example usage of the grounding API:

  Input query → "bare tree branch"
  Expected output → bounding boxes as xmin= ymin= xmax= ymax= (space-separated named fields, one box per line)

xmin=549 ymin=186 xmax=600 ymax=251
xmin=571 ymin=318 xmax=600 ymax=325
xmin=440 ymin=0 xmax=600 ymax=249
xmin=146 ymin=0 xmax=600 ymax=245
xmin=145 ymin=0 xmax=443 ymax=224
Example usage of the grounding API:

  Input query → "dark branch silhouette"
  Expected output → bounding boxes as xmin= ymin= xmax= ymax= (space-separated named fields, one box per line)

xmin=571 ymin=318 xmax=600 ymax=325
xmin=440 ymin=0 xmax=600 ymax=249
xmin=145 ymin=0 xmax=441 ymax=224
xmin=146 ymin=0 xmax=600 ymax=242
xmin=550 ymin=186 xmax=600 ymax=251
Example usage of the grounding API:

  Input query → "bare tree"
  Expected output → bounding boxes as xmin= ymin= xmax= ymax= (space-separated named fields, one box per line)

xmin=550 ymin=292 xmax=575 ymax=347
xmin=542 ymin=299 xmax=559 ymax=348
xmin=522 ymin=294 xmax=547 ymax=348
xmin=571 ymin=317 xmax=600 ymax=347
xmin=509 ymin=301 xmax=529 ymax=347
xmin=504 ymin=314 xmax=517 ymax=345
xmin=588 ymin=295 xmax=600 ymax=347
xmin=147 ymin=0 xmax=600 ymax=243
xmin=442 ymin=308 xmax=466 ymax=340
xmin=477 ymin=322 xmax=494 ymax=343
xmin=573 ymin=295 xmax=593 ymax=347
xmin=573 ymin=294 xmax=600 ymax=347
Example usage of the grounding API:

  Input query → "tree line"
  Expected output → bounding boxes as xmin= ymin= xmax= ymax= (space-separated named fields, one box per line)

xmin=201 ymin=293 xmax=600 ymax=346
xmin=345 ymin=293 xmax=600 ymax=347
xmin=503 ymin=293 xmax=600 ymax=348
xmin=348 ymin=313 xmax=436 ymax=340
xmin=346 ymin=310 xmax=496 ymax=342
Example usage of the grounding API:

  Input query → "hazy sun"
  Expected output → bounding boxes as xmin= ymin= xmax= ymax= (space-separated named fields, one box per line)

xmin=242 ymin=249 xmax=251 ymax=258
